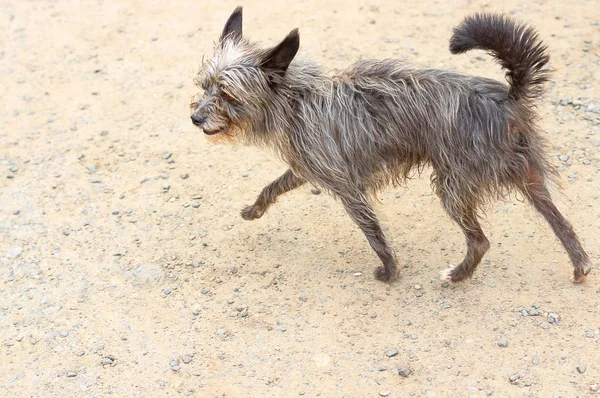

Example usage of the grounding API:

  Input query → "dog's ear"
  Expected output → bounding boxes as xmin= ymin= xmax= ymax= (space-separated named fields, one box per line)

xmin=261 ymin=29 xmax=300 ymax=74
xmin=220 ymin=6 xmax=243 ymax=42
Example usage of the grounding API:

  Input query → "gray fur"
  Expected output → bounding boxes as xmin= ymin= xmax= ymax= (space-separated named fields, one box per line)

xmin=190 ymin=9 xmax=590 ymax=283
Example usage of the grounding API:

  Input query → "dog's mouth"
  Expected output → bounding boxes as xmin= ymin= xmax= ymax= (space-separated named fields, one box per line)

xmin=203 ymin=127 xmax=226 ymax=135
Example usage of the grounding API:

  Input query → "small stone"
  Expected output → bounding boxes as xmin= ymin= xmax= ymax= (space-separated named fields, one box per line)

xmin=191 ymin=201 xmax=200 ymax=208
xmin=311 ymin=188 xmax=321 ymax=195
xmin=528 ymin=308 xmax=539 ymax=316
xmin=299 ymin=296 xmax=308 ymax=302
xmin=231 ymin=266 xmax=238 ymax=274
xmin=590 ymin=384 xmax=599 ymax=392
xmin=497 ymin=339 xmax=509 ymax=348
xmin=60 ymin=331 xmax=69 ymax=338
xmin=559 ymin=154 xmax=570 ymax=161
xmin=193 ymin=194 xmax=202 ymax=200
xmin=379 ymin=391 xmax=391 ymax=397
xmin=100 ymin=130 xmax=108 ymax=136
xmin=77 ymin=351 xmax=85 ymax=357
xmin=65 ymin=371 xmax=77 ymax=378
xmin=582 ymin=159 xmax=591 ymax=165
xmin=162 ymin=152 xmax=172 ymax=160
xmin=548 ymin=313 xmax=560 ymax=324
xmin=111 ymin=210 xmax=119 ymax=215
xmin=163 ymin=184 xmax=170 ymax=191
xmin=239 ymin=308 xmax=248 ymax=318
xmin=577 ymin=364 xmax=586 ymax=374
xmin=162 ymin=288 xmax=171 ymax=296
xmin=180 ymin=173 xmax=189 ymax=179
xmin=414 ymin=284 xmax=421 ymax=290
xmin=12 ymin=209 xmax=20 ymax=215
xmin=398 ymin=365 xmax=411 ymax=378
xmin=386 ymin=349 xmax=398 ymax=357
xmin=585 ymin=330 xmax=595 ymax=338
xmin=509 ymin=373 xmax=521 ymax=383
xmin=532 ymin=357 xmax=540 ymax=365
xmin=101 ymin=356 xmax=115 ymax=366
xmin=227 ymin=298 xmax=234 ymax=304
xmin=378 ymin=366 xmax=387 ymax=371
xmin=230 ymin=311 xmax=238 ymax=317
xmin=182 ymin=355 xmax=193 ymax=364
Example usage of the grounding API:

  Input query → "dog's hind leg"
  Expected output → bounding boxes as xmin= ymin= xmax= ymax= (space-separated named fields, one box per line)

xmin=439 ymin=192 xmax=490 ymax=283
xmin=519 ymin=167 xmax=590 ymax=283
xmin=241 ymin=169 xmax=306 ymax=220
xmin=340 ymin=194 xmax=398 ymax=282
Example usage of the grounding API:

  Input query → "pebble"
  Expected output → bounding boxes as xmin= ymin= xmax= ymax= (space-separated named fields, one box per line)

xmin=548 ymin=313 xmax=560 ymax=324
xmin=162 ymin=152 xmax=172 ymax=160
xmin=101 ymin=356 xmax=115 ymax=366
xmin=231 ymin=266 xmax=238 ymax=274
xmin=162 ymin=288 xmax=171 ymax=296
xmin=65 ymin=371 xmax=77 ymax=378
xmin=170 ymin=359 xmax=180 ymax=371
xmin=386 ymin=349 xmax=398 ymax=357
xmin=509 ymin=373 xmax=521 ymax=383
xmin=398 ymin=365 xmax=411 ymax=378
xmin=191 ymin=201 xmax=200 ymax=208
xmin=182 ymin=355 xmax=193 ymax=364
xmin=100 ymin=130 xmax=108 ymax=136
xmin=60 ymin=331 xmax=69 ymax=338
xmin=12 ymin=209 xmax=20 ymax=215
xmin=585 ymin=330 xmax=595 ymax=338
xmin=497 ymin=339 xmax=509 ymax=348
xmin=193 ymin=194 xmax=202 ymax=200
xmin=227 ymin=298 xmax=234 ymax=304
xmin=378 ymin=365 xmax=387 ymax=371
xmin=311 ymin=188 xmax=321 ymax=195
xmin=299 ymin=296 xmax=308 ymax=302
xmin=159 ymin=173 xmax=169 ymax=179
xmin=577 ymin=364 xmax=587 ymax=374
xmin=379 ymin=391 xmax=391 ymax=397
xmin=180 ymin=173 xmax=189 ymax=179
xmin=532 ymin=357 xmax=540 ymax=365
xmin=163 ymin=184 xmax=170 ymax=191
xmin=527 ymin=308 xmax=540 ymax=316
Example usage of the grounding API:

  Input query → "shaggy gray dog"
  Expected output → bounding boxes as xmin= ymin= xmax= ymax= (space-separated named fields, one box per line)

xmin=190 ymin=7 xmax=590 ymax=284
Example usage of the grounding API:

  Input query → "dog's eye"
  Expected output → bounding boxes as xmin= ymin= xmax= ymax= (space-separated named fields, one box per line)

xmin=222 ymin=91 xmax=236 ymax=103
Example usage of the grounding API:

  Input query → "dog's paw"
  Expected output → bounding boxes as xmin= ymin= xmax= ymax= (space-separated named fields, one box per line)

xmin=439 ymin=267 xmax=455 ymax=283
xmin=241 ymin=205 xmax=265 ymax=221
xmin=570 ymin=267 xmax=590 ymax=284
xmin=374 ymin=266 xmax=397 ymax=283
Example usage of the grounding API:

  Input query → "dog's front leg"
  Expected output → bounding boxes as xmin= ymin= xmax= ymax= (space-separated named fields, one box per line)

xmin=241 ymin=169 xmax=306 ymax=220
xmin=340 ymin=195 xmax=398 ymax=282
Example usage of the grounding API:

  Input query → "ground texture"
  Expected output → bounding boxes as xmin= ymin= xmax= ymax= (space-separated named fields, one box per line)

xmin=1 ymin=0 xmax=599 ymax=396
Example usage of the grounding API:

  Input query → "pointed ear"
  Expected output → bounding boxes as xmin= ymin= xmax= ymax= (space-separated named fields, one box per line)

xmin=261 ymin=29 xmax=300 ymax=74
xmin=220 ymin=6 xmax=243 ymax=42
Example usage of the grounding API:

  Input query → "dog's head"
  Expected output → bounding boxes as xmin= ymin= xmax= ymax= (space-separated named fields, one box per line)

xmin=190 ymin=7 xmax=300 ymax=143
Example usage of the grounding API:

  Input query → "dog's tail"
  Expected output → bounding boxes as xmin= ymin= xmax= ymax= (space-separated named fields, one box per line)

xmin=449 ymin=13 xmax=549 ymax=101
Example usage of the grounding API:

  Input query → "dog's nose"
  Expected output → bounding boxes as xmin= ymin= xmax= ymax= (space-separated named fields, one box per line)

xmin=191 ymin=114 xmax=207 ymax=126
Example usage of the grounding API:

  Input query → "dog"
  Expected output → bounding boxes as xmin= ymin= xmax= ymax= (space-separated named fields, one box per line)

xmin=190 ymin=7 xmax=590 ymax=284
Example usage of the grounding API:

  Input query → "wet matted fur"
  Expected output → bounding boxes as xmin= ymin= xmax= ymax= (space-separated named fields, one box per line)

xmin=190 ymin=7 xmax=590 ymax=284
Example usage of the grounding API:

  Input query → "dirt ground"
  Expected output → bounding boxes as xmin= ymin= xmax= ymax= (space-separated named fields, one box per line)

xmin=1 ymin=0 xmax=599 ymax=396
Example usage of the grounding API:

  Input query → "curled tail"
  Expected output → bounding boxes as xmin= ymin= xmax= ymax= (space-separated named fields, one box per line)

xmin=449 ymin=13 xmax=550 ymax=101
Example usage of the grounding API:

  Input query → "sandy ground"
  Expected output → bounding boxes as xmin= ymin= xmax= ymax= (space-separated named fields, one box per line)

xmin=1 ymin=0 xmax=599 ymax=396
